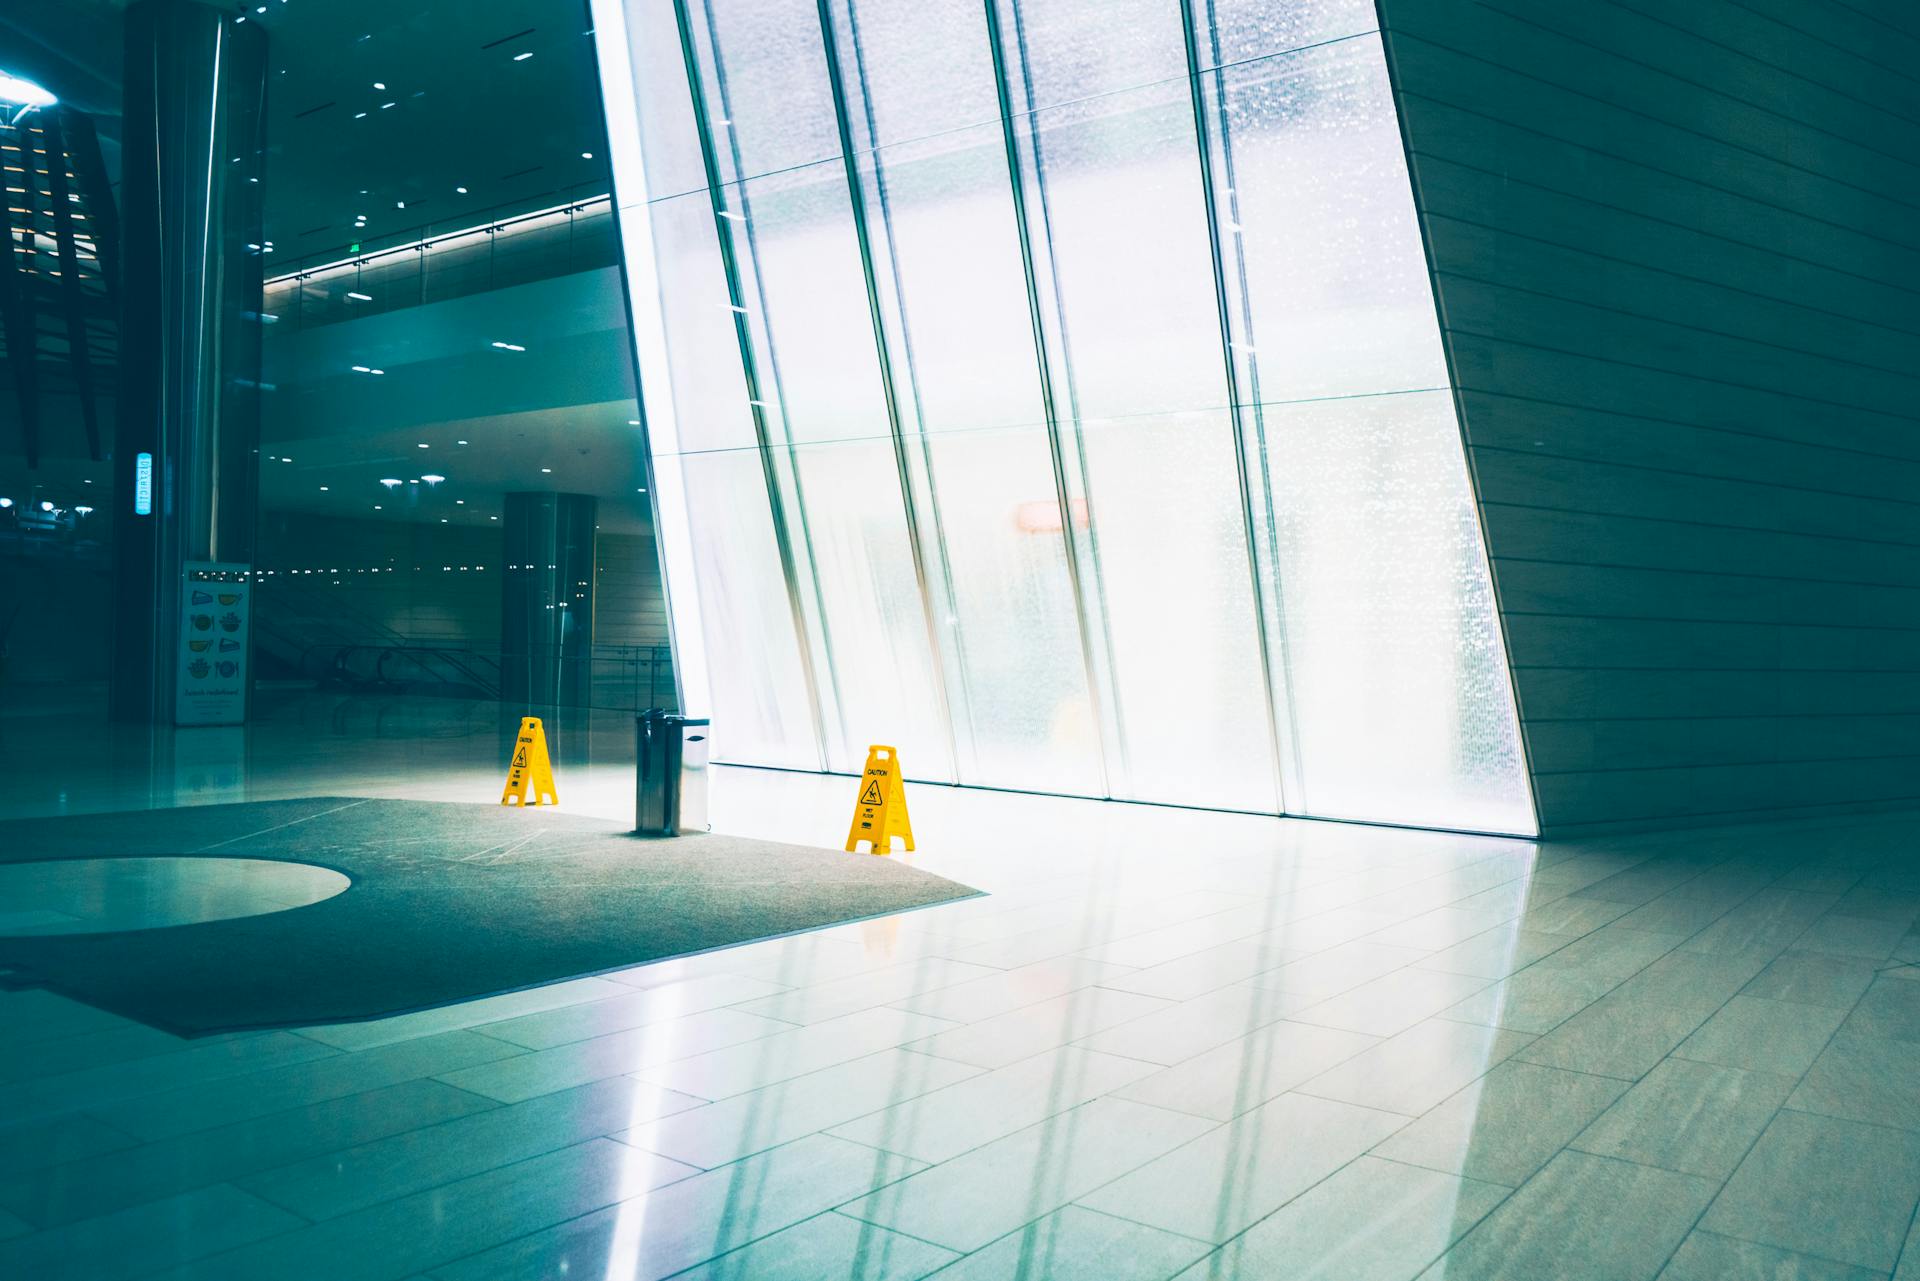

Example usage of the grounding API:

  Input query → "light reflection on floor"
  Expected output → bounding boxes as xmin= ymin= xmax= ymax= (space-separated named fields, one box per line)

xmin=1 ymin=689 xmax=1917 ymax=1279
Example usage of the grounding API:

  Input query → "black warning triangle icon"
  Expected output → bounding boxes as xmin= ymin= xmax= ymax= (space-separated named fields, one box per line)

xmin=859 ymin=779 xmax=884 ymax=806
xmin=513 ymin=748 xmax=528 ymax=769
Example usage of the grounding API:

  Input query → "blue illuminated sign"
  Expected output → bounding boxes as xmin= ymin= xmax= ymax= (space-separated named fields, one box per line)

xmin=135 ymin=453 xmax=153 ymax=515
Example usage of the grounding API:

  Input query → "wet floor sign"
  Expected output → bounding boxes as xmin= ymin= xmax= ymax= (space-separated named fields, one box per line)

xmin=501 ymin=717 xmax=559 ymax=807
xmin=846 ymin=744 xmax=914 ymax=855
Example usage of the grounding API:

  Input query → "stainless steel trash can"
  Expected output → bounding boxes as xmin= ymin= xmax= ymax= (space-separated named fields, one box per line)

xmin=635 ymin=710 xmax=710 ymax=836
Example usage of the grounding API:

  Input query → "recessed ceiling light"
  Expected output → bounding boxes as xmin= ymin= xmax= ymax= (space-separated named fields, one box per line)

xmin=347 ymin=290 xmax=372 ymax=301
xmin=581 ymin=151 xmax=593 ymax=159
xmin=379 ymin=478 xmax=401 ymax=488
xmin=490 ymin=341 xmax=526 ymax=352
xmin=320 ymin=486 xmax=329 ymax=491
xmin=395 ymin=200 xmax=405 ymax=209
xmin=354 ymin=111 xmax=368 ymax=119
xmin=513 ymin=51 xmax=533 ymax=60
xmin=421 ymin=473 xmax=446 ymax=485
xmin=457 ymin=439 xmax=469 ymax=445
xmin=381 ymin=101 xmax=396 ymax=110
xmin=418 ymin=443 xmax=430 ymax=448
xmin=541 ymin=467 xmax=552 ymax=474
xmin=456 ymin=186 xmax=468 ymax=194
xmin=627 ymin=419 xmax=640 ymax=425
xmin=373 ymin=81 xmax=386 ymax=90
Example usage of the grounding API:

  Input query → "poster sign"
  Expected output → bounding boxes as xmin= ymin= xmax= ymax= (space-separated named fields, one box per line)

xmin=175 ymin=561 xmax=252 ymax=726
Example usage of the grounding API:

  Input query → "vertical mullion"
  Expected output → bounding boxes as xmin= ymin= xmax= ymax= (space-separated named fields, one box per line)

xmin=1176 ymin=0 xmax=1296 ymax=816
xmin=982 ymin=0 xmax=1128 ymax=798
xmin=668 ymin=0 xmax=834 ymax=770
xmin=814 ymin=0 xmax=965 ymax=784
xmin=839 ymin=0 xmax=983 ymax=778
xmin=1201 ymin=0 xmax=1306 ymax=809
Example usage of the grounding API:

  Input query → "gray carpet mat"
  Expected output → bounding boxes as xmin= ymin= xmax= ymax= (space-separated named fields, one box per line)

xmin=0 ymin=797 xmax=981 ymax=1036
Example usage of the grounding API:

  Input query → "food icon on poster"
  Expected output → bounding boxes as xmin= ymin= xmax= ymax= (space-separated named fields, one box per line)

xmin=176 ymin=563 xmax=253 ymax=727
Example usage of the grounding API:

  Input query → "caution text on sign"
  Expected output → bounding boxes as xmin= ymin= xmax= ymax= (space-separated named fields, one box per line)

xmin=501 ymin=717 xmax=559 ymax=807
xmin=845 ymin=744 xmax=913 ymax=855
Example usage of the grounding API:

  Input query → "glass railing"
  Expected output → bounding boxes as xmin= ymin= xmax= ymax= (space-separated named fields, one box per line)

xmin=262 ymin=186 xmax=616 ymax=331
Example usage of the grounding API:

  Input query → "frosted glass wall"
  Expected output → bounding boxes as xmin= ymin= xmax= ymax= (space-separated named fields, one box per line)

xmin=594 ymin=0 xmax=1536 ymax=834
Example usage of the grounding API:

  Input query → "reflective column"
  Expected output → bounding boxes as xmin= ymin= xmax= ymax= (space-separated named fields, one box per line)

xmin=110 ymin=0 xmax=267 ymax=723
xmin=500 ymin=492 xmax=598 ymax=709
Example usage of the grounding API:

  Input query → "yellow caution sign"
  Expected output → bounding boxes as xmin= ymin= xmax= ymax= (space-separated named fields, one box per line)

xmin=846 ymin=744 xmax=914 ymax=855
xmin=501 ymin=716 xmax=558 ymax=807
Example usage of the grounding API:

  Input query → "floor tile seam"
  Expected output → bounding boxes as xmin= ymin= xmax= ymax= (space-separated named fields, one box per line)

xmin=191 ymin=797 xmax=376 ymax=853
xmin=382 ymin=1136 xmax=789 ymax=1281
xmin=753 ymin=1208 xmax=971 ymax=1275
xmin=875 ymin=976 xmax=1139 ymax=1026
xmin=1684 ymin=1226 xmax=1901 ymax=1280
xmin=1354 ymin=1143 xmax=1522 ymax=1192
xmin=229 ymin=1081 xmax=619 ymax=1216
xmin=1776 ymin=1102 xmax=1920 ymax=1142
xmin=901 ymin=991 xmax=1177 ymax=1062
xmin=620 ymin=1047 xmax=992 ymax=1156
xmin=1889 ymin=1183 xmax=1920 ymax=1280
xmin=455 ymin=999 xmax=835 ymax=1075
xmin=812 ymin=1061 xmax=1167 ymax=1164
xmin=28 ymin=1071 xmax=512 ymax=1201
xmin=1647 ymin=971 xmax=1881 ymax=1278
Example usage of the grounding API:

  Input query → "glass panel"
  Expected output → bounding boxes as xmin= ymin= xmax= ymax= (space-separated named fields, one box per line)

xmin=646 ymin=192 xmax=761 ymax=454
xmin=1218 ymin=36 xmax=1449 ymax=404
xmin=922 ymin=427 xmax=1102 ymax=795
xmin=1269 ymin=392 xmax=1530 ymax=831
xmin=725 ymin=164 xmax=893 ymax=447
xmin=1199 ymin=0 xmax=1378 ymax=68
xmin=787 ymin=440 xmax=950 ymax=775
xmin=699 ymin=0 xmax=842 ymax=180
xmin=841 ymin=0 xmax=1002 ymax=143
xmin=1019 ymin=70 xmax=1276 ymax=808
xmin=676 ymin=449 xmax=817 ymax=765
xmin=1079 ymin=411 xmax=1276 ymax=810
xmin=1004 ymin=0 xmax=1188 ymax=109
xmin=1024 ymin=78 xmax=1225 ymax=420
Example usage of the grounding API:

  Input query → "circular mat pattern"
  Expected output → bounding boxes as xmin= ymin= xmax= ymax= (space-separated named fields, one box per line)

xmin=0 ymin=856 xmax=350 ymax=936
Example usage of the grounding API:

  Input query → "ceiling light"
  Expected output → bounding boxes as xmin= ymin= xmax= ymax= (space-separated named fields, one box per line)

xmin=39 ymin=500 xmax=53 ymax=512
xmin=280 ymin=456 xmax=293 ymax=463
xmin=74 ymin=505 xmax=94 ymax=515
xmin=540 ymin=467 xmax=552 ymax=474
xmin=420 ymin=473 xmax=446 ymax=485
xmin=346 ymin=290 xmax=372 ymax=301
xmin=381 ymin=102 xmax=396 ymax=110
xmin=319 ymin=486 xmax=329 ymax=491
xmin=513 ymin=51 xmax=533 ymax=61
xmin=456 ymin=499 xmax=465 ymax=505
xmin=373 ymin=81 xmax=386 ymax=90
xmin=418 ymin=443 xmax=430 ymax=449
xmin=456 ymin=439 xmax=469 ymax=445
xmin=627 ymin=419 xmax=641 ymax=425
xmin=379 ymin=478 xmax=401 ymax=488
xmin=395 ymin=200 xmax=405 ymax=209
xmin=355 ymin=112 xmax=368 ymax=119
xmin=374 ymin=504 xmax=382 ymax=510
xmin=0 ymin=74 xmax=57 ymax=108
xmin=490 ymin=341 xmax=525 ymax=352
xmin=456 ymin=186 xmax=468 ymax=194
xmin=0 ymin=497 xmax=13 ymax=508
xmin=581 ymin=151 xmax=593 ymax=160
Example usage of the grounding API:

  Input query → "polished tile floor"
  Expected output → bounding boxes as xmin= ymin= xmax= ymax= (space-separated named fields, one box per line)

xmin=3 ymin=690 xmax=1920 ymax=1279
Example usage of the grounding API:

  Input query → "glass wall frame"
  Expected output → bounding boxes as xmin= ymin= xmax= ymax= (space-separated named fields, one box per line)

xmin=592 ymin=0 xmax=1538 ymax=835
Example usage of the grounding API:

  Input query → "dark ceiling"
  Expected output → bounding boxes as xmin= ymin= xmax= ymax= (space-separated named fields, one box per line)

xmin=0 ymin=0 xmax=614 ymax=268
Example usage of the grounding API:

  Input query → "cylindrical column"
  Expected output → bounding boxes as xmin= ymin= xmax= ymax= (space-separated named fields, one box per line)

xmin=500 ymin=492 xmax=598 ymax=708
xmin=110 ymin=0 xmax=267 ymax=723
